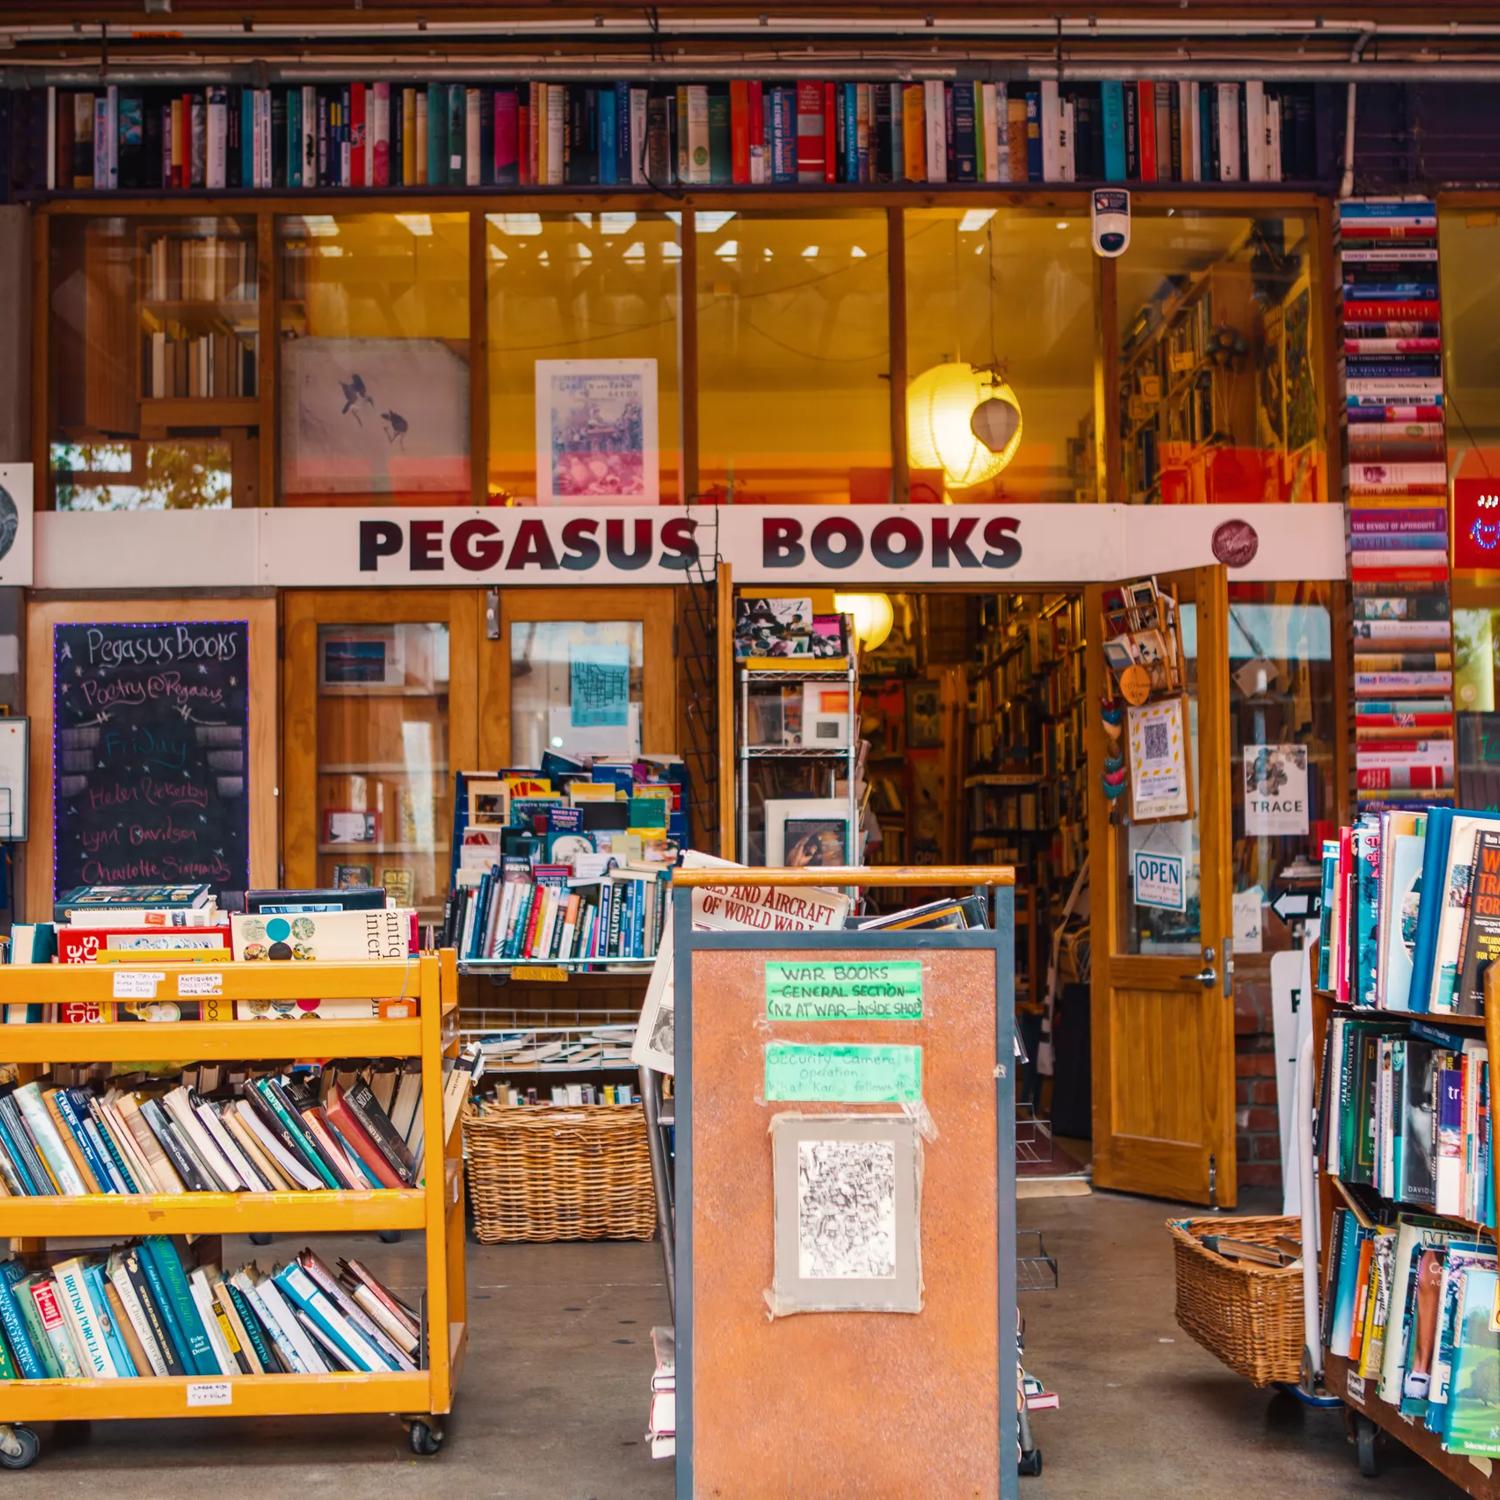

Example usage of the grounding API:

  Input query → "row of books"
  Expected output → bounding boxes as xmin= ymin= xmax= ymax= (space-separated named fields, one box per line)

xmin=1325 ymin=1206 xmax=1500 ymax=1458
xmin=28 ymin=77 xmax=1329 ymax=194
xmin=0 ymin=1238 xmax=418 ymax=1382
xmin=0 ymin=1054 xmax=481 ymax=1198
xmin=143 ymin=232 xmax=256 ymax=304
xmin=1318 ymin=1012 xmax=1492 ymax=1223
xmin=1316 ymin=807 xmax=1500 ymax=1015
xmin=144 ymin=326 xmax=258 ymax=402
xmin=1338 ymin=199 xmax=1455 ymax=806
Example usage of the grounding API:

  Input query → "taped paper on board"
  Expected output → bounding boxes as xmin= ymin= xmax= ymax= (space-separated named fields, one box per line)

xmin=765 ymin=1113 xmax=922 ymax=1316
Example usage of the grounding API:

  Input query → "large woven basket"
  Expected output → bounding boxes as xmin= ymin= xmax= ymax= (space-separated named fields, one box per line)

xmin=465 ymin=1102 xmax=657 ymax=1244
xmin=1169 ymin=1215 xmax=1305 ymax=1387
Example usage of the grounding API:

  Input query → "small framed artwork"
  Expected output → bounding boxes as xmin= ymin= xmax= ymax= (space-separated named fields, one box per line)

xmin=535 ymin=358 xmax=659 ymax=506
xmin=381 ymin=868 xmax=416 ymax=906
xmin=808 ymin=614 xmax=850 ymax=659
xmin=467 ymin=779 xmax=509 ymax=826
xmin=332 ymin=862 xmax=374 ymax=888
xmin=324 ymin=809 xmax=379 ymax=844
xmin=319 ymin=627 xmax=405 ymax=690
xmin=1102 ymin=637 xmax=1136 ymax=676
xmin=765 ymin=798 xmax=853 ymax=868
xmin=906 ymin=682 xmax=942 ymax=749
xmin=0 ymin=717 xmax=29 ymax=840
xmin=1125 ymin=694 xmax=1194 ymax=823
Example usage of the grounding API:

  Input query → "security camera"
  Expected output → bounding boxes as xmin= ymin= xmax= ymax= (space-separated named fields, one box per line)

xmin=1092 ymin=188 xmax=1130 ymax=258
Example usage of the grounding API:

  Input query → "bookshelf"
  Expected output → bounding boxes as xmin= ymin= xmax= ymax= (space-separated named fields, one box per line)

xmin=0 ymin=953 xmax=465 ymax=1462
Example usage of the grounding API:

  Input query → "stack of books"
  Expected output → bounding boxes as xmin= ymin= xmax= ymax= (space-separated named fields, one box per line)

xmin=444 ymin=757 xmax=686 ymax=967
xmin=646 ymin=1324 xmax=675 ymax=1460
xmin=1324 ymin=1206 xmax=1500 ymax=1458
xmin=1339 ymin=199 xmax=1455 ymax=806
xmin=0 ymin=1053 xmax=479 ymax=1197
xmin=1317 ymin=807 xmax=1500 ymax=1015
xmin=24 ymin=78 xmax=1329 ymax=193
xmin=0 ymin=1238 xmax=418 ymax=1380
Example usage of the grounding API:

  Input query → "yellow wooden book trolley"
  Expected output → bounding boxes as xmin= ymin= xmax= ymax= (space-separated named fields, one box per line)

xmin=0 ymin=951 xmax=465 ymax=1469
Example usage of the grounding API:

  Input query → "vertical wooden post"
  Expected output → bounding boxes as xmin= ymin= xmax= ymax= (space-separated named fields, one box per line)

xmin=469 ymin=208 xmax=490 ymax=506
xmin=1095 ymin=252 xmax=1119 ymax=506
xmin=31 ymin=209 xmax=49 ymax=505
xmin=678 ymin=209 xmax=700 ymax=501
xmin=256 ymin=209 xmax=276 ymax=507
xmin=716 ymin=561 xmax=735 ymax=860
xmin=887 ymin=206 xmax=909 ymax=503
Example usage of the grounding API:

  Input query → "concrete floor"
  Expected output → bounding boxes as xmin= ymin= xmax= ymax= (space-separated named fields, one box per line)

xmin=11 ymin=1194 xmax=1463 ymax=1498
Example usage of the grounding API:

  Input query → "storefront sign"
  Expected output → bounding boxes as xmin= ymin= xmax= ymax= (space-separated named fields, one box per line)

xmin=1453 ymin=477 xmax=1498 ymax=571
xmin=33 ymin=502 xmax=1348 ymax=589
xmin=1243 ymin=745 xmax=1310 ymax=836
xmin=1131 ymin=850 xmax=1186 ymax=912
xmin=764 ymin=959 xmax=924 ymax=1021
xmin=763 ymin=1042 xmax=923 ymax=1103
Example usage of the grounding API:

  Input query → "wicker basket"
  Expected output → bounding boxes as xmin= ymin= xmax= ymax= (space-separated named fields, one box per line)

xmin=1169 ymin=1215 xmax=1305 ymax=1387
xmin=465 ymin=1102 xmax=657 ymax=1244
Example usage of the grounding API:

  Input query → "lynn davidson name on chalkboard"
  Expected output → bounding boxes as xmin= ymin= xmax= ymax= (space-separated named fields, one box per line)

xmin=53 ymin=621 xmax=251 ymax=897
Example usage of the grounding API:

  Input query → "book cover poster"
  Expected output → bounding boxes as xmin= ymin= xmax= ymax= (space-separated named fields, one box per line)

xmin=1243 ymin=744 xmax=1309 ymax=835
xmin=535 ymin=359 xmax=658 ymax=506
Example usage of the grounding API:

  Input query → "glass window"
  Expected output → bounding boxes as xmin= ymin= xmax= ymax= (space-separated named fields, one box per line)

xmin=48 ymin=214 xmax=258 ymax=508
xmin=510 ymin=619 xmax=645 ymax=765
xmin=697 ymin=210 xmax=889 ymax=503
xmin=315 ymin=621 xmax=451 ymax=919
xmin=486 ymin=212 xmax=681 ymax=503
xmin=1116 ymin=211 xmax=1327 ymax=504
xmin=905 ymin=210 xmax=1096 ymax=502
xmin=278 ymin=212 xmax=470 ymax=503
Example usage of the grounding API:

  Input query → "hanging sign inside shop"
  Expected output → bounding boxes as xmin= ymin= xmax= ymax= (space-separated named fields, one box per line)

xmin=51 ymin=620 xmax=252 ymax=900
xmin=1243 ymin=745 xmax=1310 ymax=836
xmin=1131 ymin=849 xmax=1186 ymax=912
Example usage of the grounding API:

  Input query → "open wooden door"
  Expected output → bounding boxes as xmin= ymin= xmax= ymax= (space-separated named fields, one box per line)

xmin=1086 ymin=564 xmax=1236 ymax=1207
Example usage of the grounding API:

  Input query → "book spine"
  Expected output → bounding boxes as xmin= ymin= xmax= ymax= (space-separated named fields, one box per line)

xmin=142 ymin=1237 xmax=217 ymax=1375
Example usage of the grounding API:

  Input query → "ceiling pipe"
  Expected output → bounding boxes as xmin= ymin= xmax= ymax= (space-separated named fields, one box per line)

xmin=1340 ymin=29 xmax=1375 ymax=199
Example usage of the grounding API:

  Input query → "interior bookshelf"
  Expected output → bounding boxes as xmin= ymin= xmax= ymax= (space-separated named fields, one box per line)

xmin=0 ymin=953 xmax=465 ymax=1459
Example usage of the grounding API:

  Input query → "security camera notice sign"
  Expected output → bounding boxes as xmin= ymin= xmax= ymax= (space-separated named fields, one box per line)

xmin=1132 ymin=849 xmax=1186 ymax=912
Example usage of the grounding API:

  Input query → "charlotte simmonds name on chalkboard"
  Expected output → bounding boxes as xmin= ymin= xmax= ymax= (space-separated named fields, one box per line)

xmin=53 ymin=621 xmax=251 ymax=895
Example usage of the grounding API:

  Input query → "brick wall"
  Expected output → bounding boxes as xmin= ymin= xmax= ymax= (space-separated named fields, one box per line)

xmin=1234 ymin=963 xmax=1282 ymax=1193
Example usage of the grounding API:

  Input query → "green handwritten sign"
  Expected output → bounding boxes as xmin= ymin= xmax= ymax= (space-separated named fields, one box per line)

xmin=764 ymin=959 xmax=923 ymax=1021
xmin=763 ymin=1042 xmax=922 ymax=1103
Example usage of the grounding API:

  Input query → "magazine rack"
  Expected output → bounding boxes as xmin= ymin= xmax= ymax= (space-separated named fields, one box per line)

xmin=0 ymin=952 xmax=465 ymax=1467
xmin=671 ymin=866 xmax=1018 ymax=1500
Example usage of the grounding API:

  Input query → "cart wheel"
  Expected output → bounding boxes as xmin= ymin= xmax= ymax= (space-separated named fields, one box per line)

xmin=249 ymin=1232 xmax=272 ymax=1247
xmin=408 ymin=1420 xmax=444 ymax=1456
xmin=379 ymin=1229 xmax=402 ymax=1245
xmin=0 ymin=1425 xmax=40 ymax=1470
xmin=1354 ymin=1414 xmax=1380 ymax=1478
xmin=1018 ymin=1448 xmax=1042 ymax=1478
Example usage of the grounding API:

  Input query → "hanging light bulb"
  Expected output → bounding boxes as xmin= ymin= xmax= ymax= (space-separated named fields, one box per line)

xmin=834 ymin=594 xmax=895 ymax=653
xmin=906 ymin=362 xmax=1024 ymax=491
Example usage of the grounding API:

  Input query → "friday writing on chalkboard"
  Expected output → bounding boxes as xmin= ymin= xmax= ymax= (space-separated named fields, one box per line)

xmin=52 ymin=621 xmax=251 ymax=900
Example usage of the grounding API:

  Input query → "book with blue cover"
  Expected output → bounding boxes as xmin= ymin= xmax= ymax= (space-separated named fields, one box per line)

xmin=1441 ymin=1266 xmax=1500 ymax=1454
xmin=1406 ymin=806 xmax=1455 ymax=1011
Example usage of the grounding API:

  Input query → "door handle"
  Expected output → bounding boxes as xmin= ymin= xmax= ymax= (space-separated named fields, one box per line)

xmin=1180 ymin=967 xmax=1218 ymax=986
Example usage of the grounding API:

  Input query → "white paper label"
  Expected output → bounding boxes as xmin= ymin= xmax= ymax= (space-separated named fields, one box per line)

xmin=177 ymin=972 xmax=224 ymax=997
xmin=1346 ymin=1373 xmax=1365 ymax=1405
xmin=186 ymin=1380 xmax=232 ymax=1407
xmin=112 ymin=970 xmax=165 ymax=999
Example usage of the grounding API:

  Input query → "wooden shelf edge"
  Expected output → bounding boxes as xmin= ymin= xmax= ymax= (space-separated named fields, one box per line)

xmin=1 ymin=1370 xmax=434 ymax=1422
xmin=1325 ymin=1353 xmax=1500 ymax=1499
xmin=0 ymin=1189 xmax=426 ymax=1235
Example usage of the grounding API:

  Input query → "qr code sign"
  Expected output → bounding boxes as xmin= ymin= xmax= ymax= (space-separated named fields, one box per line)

xmin=1144 ymin=721 xmax=1170 ymax=761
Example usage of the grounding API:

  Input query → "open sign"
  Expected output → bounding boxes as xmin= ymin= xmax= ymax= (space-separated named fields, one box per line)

xmin=1132 ymin=850 xmax=1186 ymax=912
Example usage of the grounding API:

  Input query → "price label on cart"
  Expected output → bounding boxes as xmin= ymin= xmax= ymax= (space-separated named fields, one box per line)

xmin=186 ymin=1380 xmax=232 ymax=1407
xmin=112 ymin=970 xmax=165 ymax=999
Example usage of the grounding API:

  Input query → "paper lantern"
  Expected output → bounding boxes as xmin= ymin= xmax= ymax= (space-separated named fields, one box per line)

xmin=834 ymin=593 xmax=895 ymax=652
xmin=906 ymin=362 xmax=1024 ymax=491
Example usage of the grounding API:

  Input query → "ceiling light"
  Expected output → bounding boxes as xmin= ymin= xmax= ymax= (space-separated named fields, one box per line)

xmin=538 ymin=250 xmax=551 ymax=266
xmin=302 ymin=215 xmax=338 ymax=237
xmin=317 ymin=244 xmax=345 ymax=257
xmin=714 ymin=239 xmax=739 ymax=259
xmin=574 ymin=243 xmax=594 ymax=259
xmin=600 ymin=212 xmax=637 ymax=235
xmin=572 ymin=212 xmax=595 ymax=228
xmin=850 ymin=245 xmax=867 ymax=258
xmin=801 ymin=244 xmax=820 ymax=258
xmin=487 ymin=244 xmax=508 ymax=262
xmin=663 ymin=242 xmax=682 ymax=261
xmin=959 ymin=209 xmax=996 ymax=233
xmin=695 ymin=211 xmax=737 ymax=233
xmin=834 ymin=594 xmax=895 ymax=653
xmin=394 ymin=213 xmax=432 ymax=237
xmin=623 ymin=241 xmax=646 ymax=262
xmin=492 ymin=212 xmax=542 ymax=237
xmin=1055 ymin=220 xmax=1070 ymax=230
xmin=907 ymin=362 xmax=1023 ymax=491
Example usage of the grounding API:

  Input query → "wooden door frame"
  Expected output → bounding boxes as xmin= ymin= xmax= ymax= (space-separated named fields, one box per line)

xmin=483 ymin=586 xmax=678 ymax=768
xmin=281 ymin=587 xmax=482 ymax=891
xmin=24 ymin=594 xmax=278 ymax=919
xmin=1086 ymin=564 xmax=1236 ymax=1207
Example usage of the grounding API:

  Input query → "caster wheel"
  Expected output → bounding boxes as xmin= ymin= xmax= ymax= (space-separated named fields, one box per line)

xmin=0 ymin=1425 xmax=40 ymax=1470
xmin=1354 ymin=1415 xmax=1380 ymax=1478
xmin=409 ymin=1421 xmax=444 ymax=1456
xmin=379 ymin=1230 xmax=402 ymax=1245
xmin=249 ymin=1232 xmax=272 ymax=1247
xmin=1018 ymin=1448 xmax=1042 ymax=1478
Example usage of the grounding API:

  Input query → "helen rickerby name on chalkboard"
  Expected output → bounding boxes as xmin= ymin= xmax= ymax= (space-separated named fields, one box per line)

xmin=53 ymin=621 xmax=251 ymax=898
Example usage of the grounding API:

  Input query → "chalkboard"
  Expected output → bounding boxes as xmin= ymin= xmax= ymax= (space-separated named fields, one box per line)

xmin=52 ymin=620 xmax=251 ymax=900
xmin=1459 ymin=713 xmax=1500 ymax=813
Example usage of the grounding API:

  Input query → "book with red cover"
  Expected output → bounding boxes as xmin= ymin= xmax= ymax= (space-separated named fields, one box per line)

xmin=1136 ymin=81 xmax=1156 ymax=181
xmin=323 ymin=1085 xmax=405 ymax=1189
xmin=349 ymin=82 xmax=366 ymax=186
xmin=729 ymin=80 xmax=750 ymax=184
xmin=57 ymin=926 xmax=232 ymax=964
xmin=794 ymin=81 xmax=824 ymax=181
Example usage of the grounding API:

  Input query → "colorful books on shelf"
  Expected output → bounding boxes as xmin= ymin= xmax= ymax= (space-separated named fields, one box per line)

xmin=1324 ymin=1203 xmax=1500 ymax=1456
xmin=22 ymin=78 xmax=1330 ymax=193
xmin=0 ymin=1239 xmax=418 ymax=1380
xmin=1338 ymin=199 xmax=1455 ymax=810
xmin=0 ymin=1053 xmax=479 ymax=1197
xmin=1317 ymin=808 xmax=1500 ymax=1015
xmin=444 ymin=758 xmax=687 ymax=967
